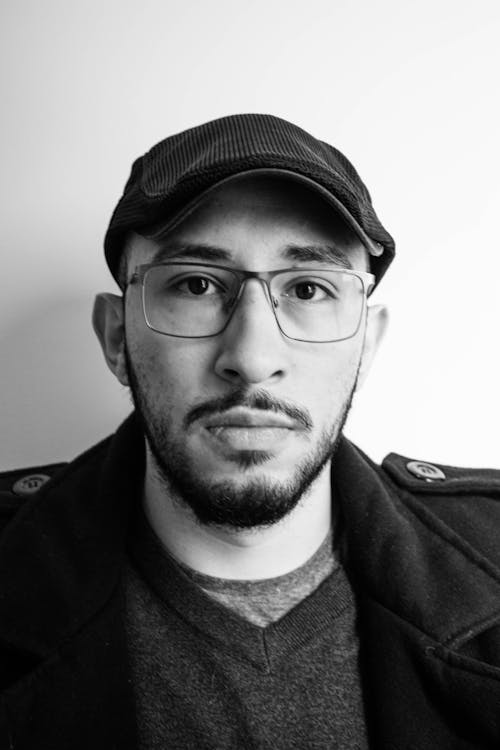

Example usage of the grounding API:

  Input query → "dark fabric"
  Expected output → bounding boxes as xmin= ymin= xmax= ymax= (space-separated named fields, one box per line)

xmin=1 ymin=413 xmax=500 ymax=747
xmin=104 ymin=114 xmax=395 ymax=286
xmin=124 ymin=515 xmax=367 ymax=749
xmin=0 ymin=416 xmax=144 ymax=750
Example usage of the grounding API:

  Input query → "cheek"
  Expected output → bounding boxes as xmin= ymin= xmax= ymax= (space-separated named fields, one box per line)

xmin=299 ymin=341 xmax=362 ymax=413
xmin=127 ymin=330 xmax=215 ymax=415
xmin=125 ymin=298 xmax=214 ymax=422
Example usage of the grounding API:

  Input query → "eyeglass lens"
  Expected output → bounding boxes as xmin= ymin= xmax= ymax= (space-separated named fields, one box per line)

xmin=142 ymin=264 xmax=366 ymax=342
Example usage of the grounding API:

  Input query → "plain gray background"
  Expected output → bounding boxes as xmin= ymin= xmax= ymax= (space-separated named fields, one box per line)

xmin=1 ymin=0 xmax=499 ymax=470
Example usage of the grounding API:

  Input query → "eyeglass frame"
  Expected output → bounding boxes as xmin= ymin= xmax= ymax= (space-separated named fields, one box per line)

xmin=127 ymin=262 xmax=376 ymax=343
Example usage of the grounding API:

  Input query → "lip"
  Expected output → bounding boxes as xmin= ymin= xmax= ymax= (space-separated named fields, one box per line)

xmin=202 ymin=408 xmax=300 ymax=430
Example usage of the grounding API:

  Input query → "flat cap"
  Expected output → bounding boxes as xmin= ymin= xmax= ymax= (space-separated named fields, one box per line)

xmin=104 ymin=114 xmax=395 ymax=285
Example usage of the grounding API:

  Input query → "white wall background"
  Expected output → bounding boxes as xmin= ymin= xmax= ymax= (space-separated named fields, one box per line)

xmin=1 ymin=0 xmax=499 ymax=471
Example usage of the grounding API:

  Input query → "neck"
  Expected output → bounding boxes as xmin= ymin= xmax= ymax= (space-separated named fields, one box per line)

xmin=142 ymin=449 xmax=333 ymax=580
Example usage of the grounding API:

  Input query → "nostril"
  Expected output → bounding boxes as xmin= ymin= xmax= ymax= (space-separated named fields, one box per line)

xmin=220 ymin=364 xmax=284 ymax=386
xmin=223 ymin=368 xmax=241 ymax=380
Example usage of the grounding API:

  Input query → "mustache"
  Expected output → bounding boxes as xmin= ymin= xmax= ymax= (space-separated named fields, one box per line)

xmin=185 ymin=389 xmax=313 ymax=431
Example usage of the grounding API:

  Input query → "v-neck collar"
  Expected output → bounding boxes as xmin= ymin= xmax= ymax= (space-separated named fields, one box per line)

xmin=128 ymin=511 xmax=355 ymax=672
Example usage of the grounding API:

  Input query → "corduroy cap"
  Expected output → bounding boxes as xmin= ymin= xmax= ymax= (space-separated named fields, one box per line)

xmin=104 ymin=114 xmax=395 ymax=285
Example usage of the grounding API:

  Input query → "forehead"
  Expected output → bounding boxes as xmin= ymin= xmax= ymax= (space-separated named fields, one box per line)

xmin=126 ymin=174 xmax=369 ymax=270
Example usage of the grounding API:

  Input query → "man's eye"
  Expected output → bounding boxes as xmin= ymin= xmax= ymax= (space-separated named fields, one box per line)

xmin=286 ymin=281 xmax=331 ymax=301
xmin=175 ymin=276 xmax=222 ymax=296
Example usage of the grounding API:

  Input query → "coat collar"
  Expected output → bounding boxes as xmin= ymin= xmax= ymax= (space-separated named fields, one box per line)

xmin=1 ymin=413 xmax=500 ymax=661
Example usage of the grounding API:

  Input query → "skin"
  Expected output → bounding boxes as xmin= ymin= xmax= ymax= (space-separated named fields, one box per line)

xmin=93 ymin=175 xmax=388 ymax=579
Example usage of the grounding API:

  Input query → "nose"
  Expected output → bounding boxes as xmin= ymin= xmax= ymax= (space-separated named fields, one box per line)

xmin=214 ymin=278 xmax=287 ymax=386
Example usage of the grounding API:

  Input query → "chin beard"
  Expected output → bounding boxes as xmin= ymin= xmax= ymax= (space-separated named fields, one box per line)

xmin=125 ymin=349 xmax=357 ymax=530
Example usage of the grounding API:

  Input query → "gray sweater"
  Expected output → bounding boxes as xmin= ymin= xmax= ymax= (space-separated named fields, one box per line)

xmin=124 ymin=510 xmax=368 ymax=749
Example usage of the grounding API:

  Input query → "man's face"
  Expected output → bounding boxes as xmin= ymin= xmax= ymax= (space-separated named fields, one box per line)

xmin=116 ymin=176 xmax=375 ymax=529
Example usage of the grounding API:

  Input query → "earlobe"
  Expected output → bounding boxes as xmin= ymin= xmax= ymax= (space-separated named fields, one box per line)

xmin=356 ymin=304 xmax=389 ymax=389
xmin=92 ymin=293 xmax=129 ymax=386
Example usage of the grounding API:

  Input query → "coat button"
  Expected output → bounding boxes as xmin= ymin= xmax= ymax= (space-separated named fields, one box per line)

xmin=12 ymin=474 xmax=51 ymax=496
xmin=406 ymin=461 xmax=446 ymax=482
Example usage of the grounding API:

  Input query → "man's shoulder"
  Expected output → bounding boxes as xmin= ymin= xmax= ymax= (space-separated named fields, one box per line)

xmin=380 ymin=451 xmax=500 ymax=494
xmin=0 ymin=417 xmax=138 ymax=537
xmin=0 ymin=461 xmax=68 ymax=532
xmin=378 ymin=450 xmax=500 ymax=563
xmin=0 ymin=462 xmax=68 ymax=496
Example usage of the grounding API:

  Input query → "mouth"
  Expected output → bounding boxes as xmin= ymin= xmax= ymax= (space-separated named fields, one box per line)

xmin=201 ymin=408 xmax=303 ymax=452
xmin=202 ymin=408 xmax=302 ymax=430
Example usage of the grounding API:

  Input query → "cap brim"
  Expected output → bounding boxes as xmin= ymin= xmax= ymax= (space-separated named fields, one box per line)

xmin=143 ymin=168 xmax=384 ymax=259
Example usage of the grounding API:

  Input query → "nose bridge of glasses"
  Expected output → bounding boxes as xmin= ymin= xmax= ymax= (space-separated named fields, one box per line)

xmin=221 ymin=273 xmax=279 ymax=339
xmin=232 ymin=272 xmax=276 ymax=312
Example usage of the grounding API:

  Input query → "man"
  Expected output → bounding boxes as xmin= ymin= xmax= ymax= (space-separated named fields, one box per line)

xmin=1 ymin=114 xmax=500 ymax=749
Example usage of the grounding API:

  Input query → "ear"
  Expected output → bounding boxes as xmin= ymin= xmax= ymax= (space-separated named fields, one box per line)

xmin=356 ymin=304 xmax=389 ymax=389
xmin=92 ymin=293 xmax=129 ymax=386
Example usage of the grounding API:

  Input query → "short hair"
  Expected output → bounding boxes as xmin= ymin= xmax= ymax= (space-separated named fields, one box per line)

xmin=116 ymin=233 xmax=134 ymax=291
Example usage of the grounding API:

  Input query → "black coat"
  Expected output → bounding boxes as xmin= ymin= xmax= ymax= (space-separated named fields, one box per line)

xmin=1 ymin=413 xmax=500 ymax=749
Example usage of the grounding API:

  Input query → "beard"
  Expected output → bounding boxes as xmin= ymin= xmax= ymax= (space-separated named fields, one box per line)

xmin=125 ymin=347 xmax=358 ymax=530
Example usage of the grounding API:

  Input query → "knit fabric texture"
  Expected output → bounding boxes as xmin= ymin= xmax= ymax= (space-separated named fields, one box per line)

xmin=124 ymin=510 xmax=368 ymax=749
xmin=174 ymin=527 xmax=337 ymax=626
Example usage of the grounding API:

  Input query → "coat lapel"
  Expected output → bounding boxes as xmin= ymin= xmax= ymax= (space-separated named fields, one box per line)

xmin=0 ymin=413 xmax=144 ymax=747
xmin=1 ymin=586 xmax=137 ymax=749
xmin=333 ymin=438 xmax=500 ymax=748
xmin=0 ymin=413 xmax=143 ymax=662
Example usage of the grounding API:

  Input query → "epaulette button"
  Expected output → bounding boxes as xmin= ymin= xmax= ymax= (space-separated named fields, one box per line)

xmin=12 ymin=474 xmax=51 ymax=496
xmin=406 ymin=461 xmax=446 ymax=482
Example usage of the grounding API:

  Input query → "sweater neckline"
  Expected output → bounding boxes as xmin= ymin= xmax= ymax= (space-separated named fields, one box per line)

xmin=128 ymin=508 xmax=355 ymax=672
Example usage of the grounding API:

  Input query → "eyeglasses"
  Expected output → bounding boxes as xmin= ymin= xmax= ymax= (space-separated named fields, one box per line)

xmin=128 ymin=262 xmax=375 ymax=343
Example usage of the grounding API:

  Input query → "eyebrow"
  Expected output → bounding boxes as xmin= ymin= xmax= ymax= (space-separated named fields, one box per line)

xmin=283 ymin=244 xmax=353 ymax=269
xmin=152 ymin=242 xmax=353 ymax=269
xmin=152 ymin=242 xmax=231 ymax=263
